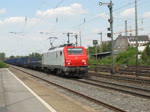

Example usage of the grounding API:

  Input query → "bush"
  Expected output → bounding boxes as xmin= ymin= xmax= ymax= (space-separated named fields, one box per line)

xmin=115 ymin=47 xmax=136 ymax=65
xmin=99 ymin=56 xmax=112 ymax=65
xmin=88 ymin=46 xmax=150 ymax=66
xmin=141 ymin=43 xmax=150 ymax=65
xmin=88 ymin=56 xmax=112 ymax=65
xmin=0 ymin=61 xmax=9 ymax=68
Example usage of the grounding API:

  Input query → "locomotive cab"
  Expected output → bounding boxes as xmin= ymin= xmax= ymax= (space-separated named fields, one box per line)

xmin=63 ymin=46 xmax=88 ymax=75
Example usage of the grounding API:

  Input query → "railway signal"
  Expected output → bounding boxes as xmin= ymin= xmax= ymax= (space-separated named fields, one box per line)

xmin=93 ymin=40 xmax=98 ymax=46
xmin=99 ymin=0 xmax=115 ymax=74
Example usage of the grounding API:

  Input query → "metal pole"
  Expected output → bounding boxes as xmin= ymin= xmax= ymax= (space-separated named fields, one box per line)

xmin=109 ymin=0 xmax=115 ymax=74
xmin=95 ymin=45 xmax=97 ymax=60
xmin=135 ymin=0 xmax=138 ymax=76
xmin=79 ymin=31 xmax=81 ymax=46
xmin=88 ymin=45 xmax=90 ymax=58
xmin=98 ymin=0 xmax=115 ymax=74
xmin=98 ymin=32 xmax=103 ymax=52
xmin=67 ymin=33 xmax=70 ymax=44
xmin=101 ymin=32 xmax=103 ymax=52
xmin=125 ymin=20 xmax=128 ymax=36
xmin=63 ymin=32 xmax=73 ymax=44
xmin=75 ymin=34 xmax=78 ymax=46
xmin=95 ymin=45 xmax=98 ymax=72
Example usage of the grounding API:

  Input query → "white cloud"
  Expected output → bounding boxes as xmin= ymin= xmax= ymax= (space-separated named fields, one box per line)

xmin=120 ymin=8 xmax=135 ymax=17
xmin=25 ymin=17 xmax=39 ymax=26
xmin=3 ymin=17 xmax=25 ymax=23
xmin=0 ymin=17 xmax=39 ymax=26
xmin=97 ymin=13 xmax=108 ymax=18
xmin=0 ymin=20 xmax=3 ymax=24
xmin=143 ymin=12 xmax=150 ymax=18
xmin=0 ymin=8 xmax=6 ymax=14
xmin=36 ymin=3 xmax=86 ymax=17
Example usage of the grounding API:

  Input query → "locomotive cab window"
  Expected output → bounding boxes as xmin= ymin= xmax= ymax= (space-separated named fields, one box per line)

xmin=67 ymin=48 xmax=83 ymax=54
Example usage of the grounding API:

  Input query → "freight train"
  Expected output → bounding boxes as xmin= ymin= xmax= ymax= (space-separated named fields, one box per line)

xmin=5 ymin=44 xmax=88 ymax=76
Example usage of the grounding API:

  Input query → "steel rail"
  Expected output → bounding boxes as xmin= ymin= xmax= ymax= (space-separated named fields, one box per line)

xmin=89 ymin=72 xmax=150 ymax=84
xmin=76 ymin=79 xmax=150 ymax=99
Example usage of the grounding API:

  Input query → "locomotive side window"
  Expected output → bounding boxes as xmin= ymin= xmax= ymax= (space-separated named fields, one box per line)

xmin=67 ymin=48 xmax=83 ymax=54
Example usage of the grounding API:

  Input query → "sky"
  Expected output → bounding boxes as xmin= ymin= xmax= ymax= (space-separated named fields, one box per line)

xmin=0 ymin=0 xmax=150 ymax=57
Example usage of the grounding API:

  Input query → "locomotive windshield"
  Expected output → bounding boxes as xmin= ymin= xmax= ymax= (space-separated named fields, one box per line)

xmin=67 ymin=48 xmax=83 ymax=54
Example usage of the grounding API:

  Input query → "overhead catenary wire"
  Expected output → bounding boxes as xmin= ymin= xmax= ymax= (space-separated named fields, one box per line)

xmin=6 ymin=0 xmax=150 ymax=57
xmin=9 ymin=1 xmax=66 ymax=55
xmin=55 ymin=0 xmax=64 ymax=8
xmin=70 ymin=1 xmax=137 ymax=30
xmin=80 ymin=0 xmax=147 ymax=39
xmin=27 ymin=0 xmax=143 ymax=38
xmin=31 ymin=0 xmax=147 ymax=44
xmin=26 ymin=0 xmax=65 ymax=36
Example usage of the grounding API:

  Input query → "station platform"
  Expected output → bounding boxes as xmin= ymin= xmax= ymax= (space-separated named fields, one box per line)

xmin=0 ymin=68 xmax=93 ymax=112
xmin=0 ymin=68 xmax=54 ymax=112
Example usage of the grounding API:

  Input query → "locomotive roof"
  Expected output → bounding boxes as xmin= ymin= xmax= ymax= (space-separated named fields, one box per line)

xmin=48 ymin=43 xmax=75 ymax=50
xmin=48 ymin=47 xmax=64 ymax=52
xmin=48 ymin=43 xmax=85 ymax=50
xmin=43 ymin=45 xmax=84 ymax=54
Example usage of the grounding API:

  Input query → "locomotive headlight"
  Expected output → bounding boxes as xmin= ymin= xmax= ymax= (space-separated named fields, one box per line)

xmin=68 ymin=63 xmax=70 ymax=65
xmin=82 ymin=60 xmax=86 ymax=62
xmin=82 ymin=60 xmax=86 ymax=65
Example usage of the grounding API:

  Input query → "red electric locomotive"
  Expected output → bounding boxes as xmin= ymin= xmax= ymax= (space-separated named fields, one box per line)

xmin=42 ymin=44 xmax=88 ymax=76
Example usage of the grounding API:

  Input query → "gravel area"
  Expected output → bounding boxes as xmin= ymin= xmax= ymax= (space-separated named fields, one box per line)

xmin=11 ymin=66 xmax=150 ymax=112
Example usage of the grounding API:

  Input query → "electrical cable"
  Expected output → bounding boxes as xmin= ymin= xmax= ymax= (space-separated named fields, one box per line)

xmin=26 ymin=0 xmax=65 ymax=36
xmin=70 ymin=1 xmax=136 ymax=30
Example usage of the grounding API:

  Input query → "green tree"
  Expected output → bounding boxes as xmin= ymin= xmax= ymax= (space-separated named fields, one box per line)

xmin=141 ymin=43 xmax=150 ymax=65
xmin=29 ymin=52 xmax=42 ymax=60
xmin=0 ymin=52 xmax=5 ymax=61
xmin=102 ymin=41 xmax=111 ymax=52
xmin=9 ymin=55 xmax=15 ymax=59
xmin=88 ymin=46 xmax=100 ymax=54
xmin=87 ymin=41 xmax=111 ymax=55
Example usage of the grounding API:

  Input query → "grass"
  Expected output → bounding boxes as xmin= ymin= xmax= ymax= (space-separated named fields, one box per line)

xmin=0 ymin=61 xmax=9 ymax=68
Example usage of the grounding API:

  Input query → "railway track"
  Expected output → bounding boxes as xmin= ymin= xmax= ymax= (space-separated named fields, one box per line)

xmin=11 ymin=66 xmax=126 ymax=112
xmin=76 ymin=78 xmax=150 ymax=99
xmin=89 ymin=72 xmax=150 ymax=84
xmin=90 ymin=65 xmax=150 ymax=77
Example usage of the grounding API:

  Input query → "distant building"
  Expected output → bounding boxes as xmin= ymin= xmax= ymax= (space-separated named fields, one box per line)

xmin=114 ymin=35 xmax=149 ymax=52
xmin=127 ymin=35 xmax=149 ymax=47
xmin=91 ymin=35 xmax=149 ymax=59
xmin=114 ymin=35 xmax=128 ymax=51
